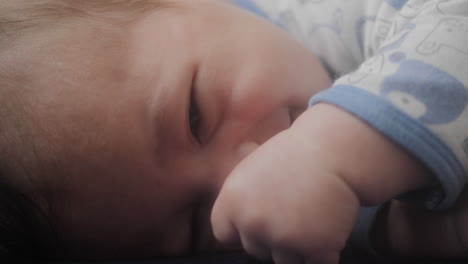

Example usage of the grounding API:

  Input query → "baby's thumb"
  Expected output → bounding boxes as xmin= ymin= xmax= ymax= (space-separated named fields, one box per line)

xmin=210 ymin=192 xmax=241 ymax=247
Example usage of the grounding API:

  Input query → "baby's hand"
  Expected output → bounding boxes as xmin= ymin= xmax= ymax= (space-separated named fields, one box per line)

xmin=211 ymin=128 xmax=358 ymax=263
xmin=211 ymin=104 xmax=432 ymax=264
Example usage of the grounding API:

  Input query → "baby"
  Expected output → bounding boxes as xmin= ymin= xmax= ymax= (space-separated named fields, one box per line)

xmin=0 ymin=0 xmax=467 ymax=262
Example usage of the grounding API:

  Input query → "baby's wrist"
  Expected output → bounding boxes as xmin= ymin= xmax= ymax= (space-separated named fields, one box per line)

xmin=290 ymin=103 xmax=435 ymax=205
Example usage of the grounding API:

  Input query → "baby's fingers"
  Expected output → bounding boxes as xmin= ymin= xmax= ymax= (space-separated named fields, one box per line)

xmin=211 ymin=191 xmax=241 ymax=246
xmin=211 ymin=175 xmax=275 ymax=261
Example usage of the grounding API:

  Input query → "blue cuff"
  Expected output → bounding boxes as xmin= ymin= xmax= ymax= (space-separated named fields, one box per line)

xmin=230 ymin=0 xmax=270 ymax=20
xmin=230 ymin=0 xmax=283 ymax=27
xmin=309 ymin=85 xmax=465 ymax=210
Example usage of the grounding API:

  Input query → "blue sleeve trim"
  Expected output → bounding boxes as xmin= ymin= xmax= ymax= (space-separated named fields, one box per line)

xmin=230 ymin=0 xmax=283 ymax=27
xmin=309 ymin=85 xmax=465 ymax=210
xmin=230 ymin=0 xmax=270 ymax=20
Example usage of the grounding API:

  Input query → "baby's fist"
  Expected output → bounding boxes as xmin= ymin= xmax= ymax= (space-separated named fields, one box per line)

xmin=211 ymin=127 xmax=359 ymax=264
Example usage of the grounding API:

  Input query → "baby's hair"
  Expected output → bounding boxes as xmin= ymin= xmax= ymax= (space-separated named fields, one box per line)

xmin=0 ymin=171 xmax=56 ymax=259
xmin=0 ymin=0 xmax=170 ymax=259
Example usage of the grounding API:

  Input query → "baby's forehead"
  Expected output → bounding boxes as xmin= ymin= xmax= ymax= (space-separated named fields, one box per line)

xmin=1 ymin=24 xmax=135 ymax=146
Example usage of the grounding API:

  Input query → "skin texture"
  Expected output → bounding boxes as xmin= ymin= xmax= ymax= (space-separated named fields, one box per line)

xmin=5 ymin=0 xmax=467 ymax=262
xmin=211 ymin=104 xmax=434 ymax=264
xmin=8 ymin=0 xmax=331 ymax=258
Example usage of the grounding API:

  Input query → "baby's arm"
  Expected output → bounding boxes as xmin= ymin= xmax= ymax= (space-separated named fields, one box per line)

xmin=211 ymin=103 xmax=433 ymax=264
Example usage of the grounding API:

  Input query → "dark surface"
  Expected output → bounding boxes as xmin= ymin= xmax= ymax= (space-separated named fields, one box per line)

xmin=37 ymin=250 xmax=467 ymax=264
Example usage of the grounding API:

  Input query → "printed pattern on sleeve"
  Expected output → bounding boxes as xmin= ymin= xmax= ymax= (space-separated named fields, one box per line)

xmin=235 ymin=0 xmax=468 ymax=210
xmin=310 ymin=0 xmax=468 ymax=210
xmin=240 ymin=0 xmax=377 ymax=78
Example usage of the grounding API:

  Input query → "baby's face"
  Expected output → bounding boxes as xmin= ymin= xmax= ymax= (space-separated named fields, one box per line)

xmin=40 ymin=0 xmax=331 ymax=258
